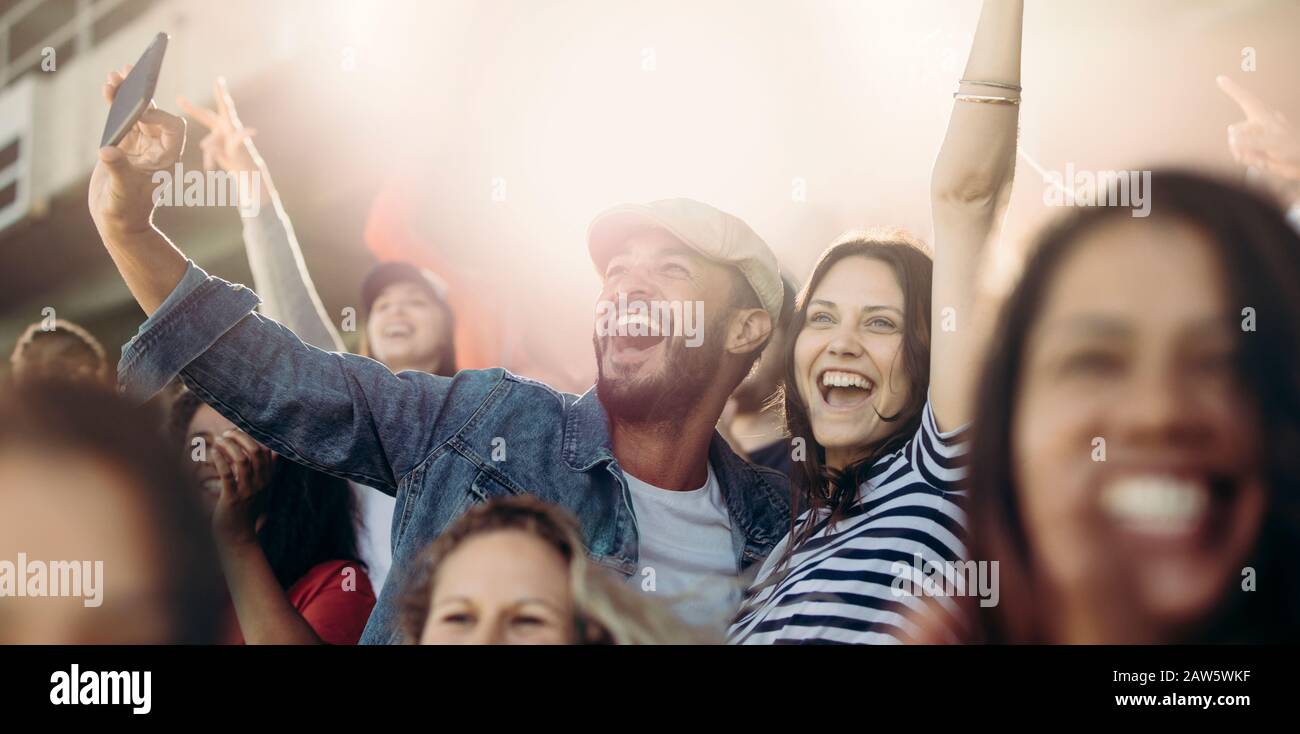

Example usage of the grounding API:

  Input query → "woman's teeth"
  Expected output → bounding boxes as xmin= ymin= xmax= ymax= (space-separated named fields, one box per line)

xmin=1099 ymin=475 xmax=1210 ymax=535
xmin=821 ymin=370 xmax=872 ymax=389
xmin=818 ymin=370 xmax=874 ymax=408
xmin=383 ymin=324 xmax=413 ymax=338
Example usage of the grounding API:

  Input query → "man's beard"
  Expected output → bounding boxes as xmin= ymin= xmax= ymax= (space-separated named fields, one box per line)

xmin=594 ymin=330 xmax=726 ymax=425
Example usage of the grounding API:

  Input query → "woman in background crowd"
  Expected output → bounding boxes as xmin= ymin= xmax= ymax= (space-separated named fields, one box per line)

xmin=177 ymin=79 xmax=459 ymax=595
xmin=729 ymin=0 xmax=1021 ymax=644
xmin=947 ymin=171 xmax=1300 ymax=644
xmin=402 ymin=495 xmax=715 ymax=645
xmin=171 ymin=388 xmax=376 ymax=644
xmin=0 ymin=382 xmax=222 ymax=644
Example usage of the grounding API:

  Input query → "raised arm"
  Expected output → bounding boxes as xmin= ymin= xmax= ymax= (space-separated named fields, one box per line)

xmin=88 ymin=66 xmax=451 ymax=493
xmin=209 ymin=431 xmax=324 ymax=644
xmin=928 ymin=0 xmax=1023 ymax=432
xmin=178 ymin=79 xmax=347 ymax=352
xmin=87 ymin=69 xmax=188 ymax=315
xmin=1217 ymin=75 xmax=1300 ymax=220
xmin=208 ymin=431 xmax=374 ymax=645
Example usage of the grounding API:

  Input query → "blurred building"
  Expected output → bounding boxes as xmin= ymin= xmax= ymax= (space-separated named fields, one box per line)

xmin=0 ymin=0 xmax=387 ymax=375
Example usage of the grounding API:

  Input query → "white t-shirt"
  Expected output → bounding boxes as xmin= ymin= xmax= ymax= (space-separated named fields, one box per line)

xmin=623 ymin=464 xmax=740 ymax=630
xmin=349 ymin=481 xmax=394 ymax=594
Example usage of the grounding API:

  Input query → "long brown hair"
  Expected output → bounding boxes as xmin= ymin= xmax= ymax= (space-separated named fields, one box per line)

xmin=167 ymin=385 xmax=365 ymax=590
xmin=963 ymin=170 xmax=1300 ymax=643
xmin=778 ymin=229 xmax=934 ymax=563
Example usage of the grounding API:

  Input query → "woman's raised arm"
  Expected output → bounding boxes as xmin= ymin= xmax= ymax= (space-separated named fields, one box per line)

xmin=929 ymin=0 xmax=1024 ymax=432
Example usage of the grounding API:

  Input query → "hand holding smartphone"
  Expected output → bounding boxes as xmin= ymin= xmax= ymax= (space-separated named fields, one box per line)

xmin=100 ymin=32 xmax=169 ymax=148
xmin=89 ymin=32 xmax=186 ymax=256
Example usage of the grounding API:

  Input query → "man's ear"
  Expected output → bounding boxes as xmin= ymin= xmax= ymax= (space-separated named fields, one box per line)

xmin=726 ymin=308 xmax=772 ymax=356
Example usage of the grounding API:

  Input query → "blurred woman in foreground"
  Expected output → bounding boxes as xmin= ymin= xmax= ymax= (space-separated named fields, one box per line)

xmin=954 ymin=171 xmax=1300 ymax=643
xmin=0 ymin=383 xmax=222 ymax=643
xmin=402 ymin=496 xmax=714 ymax=645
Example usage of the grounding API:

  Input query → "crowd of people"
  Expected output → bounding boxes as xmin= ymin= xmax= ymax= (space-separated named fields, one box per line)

xmin=3 ymin=0 xmax=1299 ymax=645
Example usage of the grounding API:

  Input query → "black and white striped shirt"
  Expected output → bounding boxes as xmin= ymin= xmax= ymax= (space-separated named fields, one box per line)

xmin=728 ymin=399 xmax=968 ymax=644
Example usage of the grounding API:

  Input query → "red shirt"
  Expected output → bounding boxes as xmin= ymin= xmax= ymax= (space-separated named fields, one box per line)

xmin=226 ymin=560 xmax=376 ymax=645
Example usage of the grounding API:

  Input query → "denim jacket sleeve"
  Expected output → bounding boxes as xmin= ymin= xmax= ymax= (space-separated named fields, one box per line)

xmin=118 ymin=260 xmax=450 ymax=494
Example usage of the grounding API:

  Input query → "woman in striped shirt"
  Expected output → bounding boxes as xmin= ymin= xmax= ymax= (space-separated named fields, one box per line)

xmin=729 ymin=0 xmax=1023 ymax=644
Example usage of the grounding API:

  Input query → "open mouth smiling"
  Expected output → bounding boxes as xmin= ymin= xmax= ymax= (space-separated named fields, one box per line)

xmin=815 ymin=368 xmax=876 ymax=411
xmin=1098 ymin=470 xmax=1243 ymax=546
xmin=381 ymin=322 xmax=414 ymax=339
xmin=604 ymin=313 xmax=669 ymax=363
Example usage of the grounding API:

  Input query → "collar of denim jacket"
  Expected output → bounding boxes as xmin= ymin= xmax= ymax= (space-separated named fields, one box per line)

xmin=562 ymin=384 xmax=789 ymax=553
xmin=707 ymin=432 xmax=789 ymax=554
xmin=562 ymin=385 xmax=614 ymax=471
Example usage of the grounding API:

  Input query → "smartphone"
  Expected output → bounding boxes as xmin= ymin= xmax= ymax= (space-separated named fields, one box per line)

xmin=100 ymin=32 xmax=169 ymax=148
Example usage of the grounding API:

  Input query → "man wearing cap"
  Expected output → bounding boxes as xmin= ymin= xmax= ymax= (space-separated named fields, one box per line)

xmin=90 ymin=95 xmax=789 ymax=639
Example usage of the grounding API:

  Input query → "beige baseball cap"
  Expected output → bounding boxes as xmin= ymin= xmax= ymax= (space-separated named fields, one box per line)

xmin=587 ymin=198 xmax=784 ymax=321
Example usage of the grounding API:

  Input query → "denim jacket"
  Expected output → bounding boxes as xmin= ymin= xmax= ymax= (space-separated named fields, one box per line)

xmin=119 ymin=262 xmax=791 ymax=644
